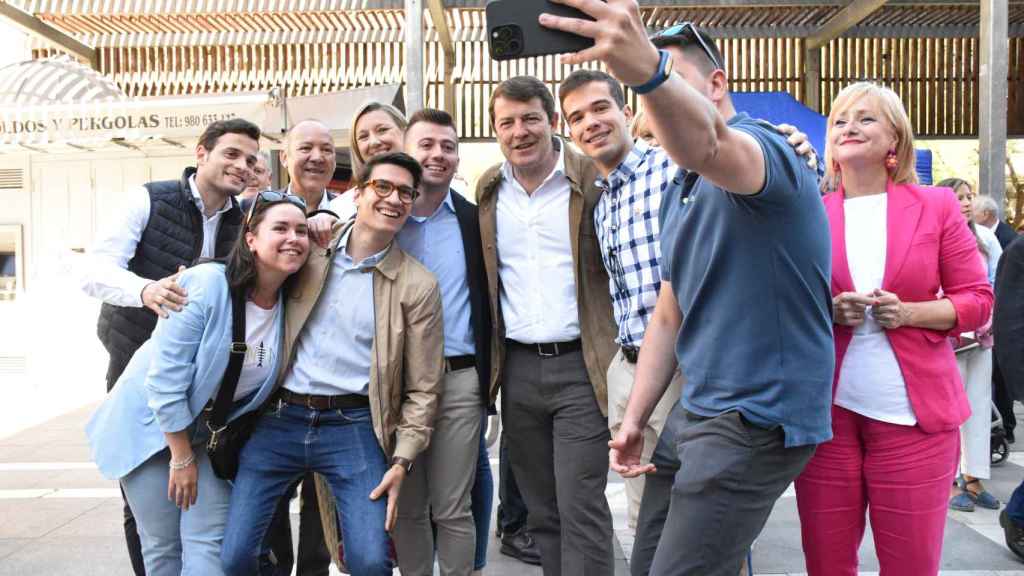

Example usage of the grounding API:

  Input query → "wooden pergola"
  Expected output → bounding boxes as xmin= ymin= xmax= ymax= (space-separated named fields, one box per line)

xmin=2 ymin=0 xmax=1019 ymax=209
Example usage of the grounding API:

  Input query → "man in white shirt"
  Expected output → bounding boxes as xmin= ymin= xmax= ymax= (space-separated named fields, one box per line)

xmin=79 ymin=118 xmax=260 ymax=575
xmin=475 ymin=75 xmax=619 ymax=576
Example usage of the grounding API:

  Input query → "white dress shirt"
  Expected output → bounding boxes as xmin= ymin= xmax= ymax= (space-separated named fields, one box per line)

xmin=328 ymin=189 xmax=357 ymax=220
xmin=79 ymin=175 xmax=234 ymax=307
xmin=834 ymin=193 xmax=917 ymax=425
xmin=285 ymin=185 xmax=334 ymax=212
xmin=496 ymin=144 xmax=580 ymax=344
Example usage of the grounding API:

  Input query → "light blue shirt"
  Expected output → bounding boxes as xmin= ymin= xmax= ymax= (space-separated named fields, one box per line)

xmin=397 ymin=190 xmax=475 ymax=357
xmin=283 ymin=230 xmax=388 ymax=396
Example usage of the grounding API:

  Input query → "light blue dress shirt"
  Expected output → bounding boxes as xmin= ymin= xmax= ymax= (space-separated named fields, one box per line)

xmin=397 ymin=190 xmax=475 ymax=357
xmin=282 ymin=229 xmax=388 ymax=396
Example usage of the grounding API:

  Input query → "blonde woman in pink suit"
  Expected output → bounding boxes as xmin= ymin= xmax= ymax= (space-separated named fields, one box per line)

xmin=794 ymin=81 xmax=994 ymax=576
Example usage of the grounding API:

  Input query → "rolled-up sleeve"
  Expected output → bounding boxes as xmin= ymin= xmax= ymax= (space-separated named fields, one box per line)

xmin=144 ymin=273 xmax=207 ymax=433
xmin=392 ymin=279 xmax=444 ymax=462
xmin=938 ymin=189 xmax=995 ymax=335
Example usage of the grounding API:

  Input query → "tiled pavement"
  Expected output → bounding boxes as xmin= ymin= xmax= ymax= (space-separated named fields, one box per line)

xmin=3 ymin=397 xmax=1024 ymax=575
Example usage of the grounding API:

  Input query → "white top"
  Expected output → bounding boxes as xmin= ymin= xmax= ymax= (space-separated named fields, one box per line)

xmin=328 ymin=190 xmax=357 ymax=221
xmin=234 ymin=299 xmax=281 ymax=401
xmin=496 ymin=145 xmax=580 ymax=344
xmin=78 ymin=175 xmax=233 ymax=307
xmin=976 ymin=223 xmax=1002 ymax=285
xmin=834 ymin=193 xmax=917 ymax=425
xmin=286 ymin=185 xmax=334 ymax=212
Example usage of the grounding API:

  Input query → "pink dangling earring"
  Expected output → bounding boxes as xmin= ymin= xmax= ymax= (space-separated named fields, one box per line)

xmin=885 ymin=148 xmax=898 ymax=171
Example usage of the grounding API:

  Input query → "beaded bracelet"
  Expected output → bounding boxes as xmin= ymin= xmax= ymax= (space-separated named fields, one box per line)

xmin=169 ymin=453 xmax=196 ymax=470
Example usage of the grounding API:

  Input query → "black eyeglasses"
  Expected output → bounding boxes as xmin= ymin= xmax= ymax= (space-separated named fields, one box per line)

xmin=651 ymin=22 xmax=722 ymax=72
xmin=247 ymin=190 xmax=307 ymax=225
xmin=363 ymin=179 xmax=419 ymax=205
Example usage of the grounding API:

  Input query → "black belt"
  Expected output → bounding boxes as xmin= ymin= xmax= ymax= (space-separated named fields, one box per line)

xmin=275 ymin=389 xmax=369 ymax=410
xmin=621 ymin=346 xmax=639 ymax=364
xmin=507 ymin=338 xmax=582 ymax=358
xmin=445 ymin=355 xmax=476 ymax=373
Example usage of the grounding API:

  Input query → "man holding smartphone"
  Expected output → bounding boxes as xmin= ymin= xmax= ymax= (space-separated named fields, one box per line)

xmin=542 ymin=3 xmax=834 ymax=575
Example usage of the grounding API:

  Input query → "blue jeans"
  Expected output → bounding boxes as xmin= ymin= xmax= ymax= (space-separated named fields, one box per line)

xmin=221 ymin=403 xmax=391 ymax=576
xmin=471 ymin=411 xmax=494 ymax=570
xmin=121 ymin=444 xmax=231 ymax=576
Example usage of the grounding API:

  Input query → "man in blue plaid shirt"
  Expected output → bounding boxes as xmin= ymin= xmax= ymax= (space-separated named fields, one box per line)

xmin=558 ymin=69 xmax=819 ymax=534
xmin=559 ymin=69 xmax=685 ymax=530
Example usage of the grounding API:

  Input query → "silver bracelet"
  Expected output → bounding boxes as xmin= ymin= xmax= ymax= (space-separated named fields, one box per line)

xmin=169 ymin=453 xmax=196 ymax=470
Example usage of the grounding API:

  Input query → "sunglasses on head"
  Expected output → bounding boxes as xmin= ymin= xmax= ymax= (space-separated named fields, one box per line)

xmin=651 ymin=22 xmax=722 ymax=72
xmin=246 ymin=190 xmax=308 ymax=225
xmin=363 ymin=179 xmax=419 ymax=206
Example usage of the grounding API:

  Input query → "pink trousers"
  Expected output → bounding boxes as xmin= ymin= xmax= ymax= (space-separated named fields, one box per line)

xmin=794 ymin=405 xmax=959 ymax=576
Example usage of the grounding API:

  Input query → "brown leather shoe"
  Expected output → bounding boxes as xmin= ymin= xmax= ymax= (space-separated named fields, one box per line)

xmin=500 ymin=528 xmax=541 ymax=566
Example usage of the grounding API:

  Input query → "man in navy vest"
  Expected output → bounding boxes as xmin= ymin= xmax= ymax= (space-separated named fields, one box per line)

xmin=80 ymin=118 xmax=260 ymax=575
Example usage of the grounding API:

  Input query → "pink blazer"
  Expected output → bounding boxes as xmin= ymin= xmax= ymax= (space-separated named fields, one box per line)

xmin=823 ymin=180 xmax=994 ymax=433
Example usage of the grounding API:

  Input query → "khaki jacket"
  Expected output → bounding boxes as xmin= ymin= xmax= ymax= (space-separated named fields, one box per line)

xmin=476 ymin=137 xmax=618 ymax=413
xmin=283 ymin=221 xmax=444 ymax=570
xmin=279 ymin=220 xmax=444 ymax=461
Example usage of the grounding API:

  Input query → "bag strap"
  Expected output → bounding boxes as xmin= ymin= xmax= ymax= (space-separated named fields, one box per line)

xmin=208 ymin=284 xmax=247 ymax=431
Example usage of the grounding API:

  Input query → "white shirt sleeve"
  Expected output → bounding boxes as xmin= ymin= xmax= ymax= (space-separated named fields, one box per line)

xmin=78 ymin=188 xmax=153 ymax=307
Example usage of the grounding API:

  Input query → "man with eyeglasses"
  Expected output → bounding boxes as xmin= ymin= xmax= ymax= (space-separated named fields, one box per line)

xmin=543 ymin=3 xmax=834 ymax=575
xmin=78 ymin=118 xmax=260 ymax=576
xmin=221 ymin=151 xmax=443 ymax=576
xmin=476 ymin=75 xmax=618 ymax=576
xmin=241 ymin=119 xmax=339 ymax=576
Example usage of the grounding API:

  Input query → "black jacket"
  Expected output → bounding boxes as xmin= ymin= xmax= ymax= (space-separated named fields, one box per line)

xmin=995 ymin=235 xmax=1024 ymax=400
xmin=451 ymin=191 xmax=494 ymax=407
xmin=995 ymin=219 xmax=1018 ymax=250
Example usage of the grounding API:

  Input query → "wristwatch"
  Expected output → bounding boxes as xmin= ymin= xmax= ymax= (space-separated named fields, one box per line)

xmin=391 ymin=456 xmax=413 ymax=473
xmin=630 ymin=49 xmax=674 ymax=95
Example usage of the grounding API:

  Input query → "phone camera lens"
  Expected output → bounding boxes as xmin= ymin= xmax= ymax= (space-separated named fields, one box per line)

xmin=508 ymin=40 xmax=521 ymax=54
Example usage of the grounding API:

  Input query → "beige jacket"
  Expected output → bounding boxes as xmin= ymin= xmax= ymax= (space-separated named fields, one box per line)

xmin=279 ymin=220 xmax=444 ymax=461
xmin=284 ymin=221 xmax=444 ymax=569
xmin=476 ymin=137 xmax=618 ymax=414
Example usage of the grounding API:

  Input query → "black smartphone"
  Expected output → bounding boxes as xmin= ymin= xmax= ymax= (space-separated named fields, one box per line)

xmin=485 ymin=0 xmax=597 ymax=61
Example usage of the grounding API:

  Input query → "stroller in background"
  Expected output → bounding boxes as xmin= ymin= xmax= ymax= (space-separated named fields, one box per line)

xmin=993 ymin=400 xmax=1010 ymax=466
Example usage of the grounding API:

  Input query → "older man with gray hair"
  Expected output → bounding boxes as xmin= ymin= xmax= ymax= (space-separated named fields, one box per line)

xmin=973 ymin=194 xmax=1018 ymax=249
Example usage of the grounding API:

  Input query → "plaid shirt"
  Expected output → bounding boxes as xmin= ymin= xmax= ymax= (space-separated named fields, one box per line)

xmin=594 ymin=140 xmax=684 ymax=349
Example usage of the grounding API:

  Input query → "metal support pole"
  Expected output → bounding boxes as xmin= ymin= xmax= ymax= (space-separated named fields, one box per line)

xmin=405 ymin=0 xmax=425 ymax=115
xmin=979 ymin=0 xmax=1008 ymax=217
xmin=803 ymin=44 xmax=821 ymax=113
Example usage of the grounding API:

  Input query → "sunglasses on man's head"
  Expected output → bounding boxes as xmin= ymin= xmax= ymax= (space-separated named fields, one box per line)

xmin=651 ymin=22 xmax=723 ymax=72
xmin=246 ymin=190 xmax=308 ymax=225
xmin=363 ymin=179 xmax=419 ymax=206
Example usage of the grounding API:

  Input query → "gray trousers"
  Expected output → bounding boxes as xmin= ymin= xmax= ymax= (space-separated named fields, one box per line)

xmin=502 ymin=345 xmax=614 ymax=576
xmin=393 ymin=367 xmax=482 ymax=576
xmin=634 ymin=407 xmax=815 ymax=576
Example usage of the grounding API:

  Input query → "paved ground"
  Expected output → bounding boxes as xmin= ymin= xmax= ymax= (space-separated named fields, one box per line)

xmin=4 ymin=397 xmax=1024 ymax=575
xmin=2 ymin=287 xmax=1024 ymax=575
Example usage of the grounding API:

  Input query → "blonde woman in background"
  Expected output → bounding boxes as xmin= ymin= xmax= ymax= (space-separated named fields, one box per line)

xmin=331 ymin=101 xmax=409 ymax=220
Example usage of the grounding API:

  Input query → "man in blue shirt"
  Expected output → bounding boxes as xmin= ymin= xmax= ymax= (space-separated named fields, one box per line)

xmin=542 ymin=3 xmax=834 ymax=574
xmin=390 ymin=108 xmax=494 ymax=576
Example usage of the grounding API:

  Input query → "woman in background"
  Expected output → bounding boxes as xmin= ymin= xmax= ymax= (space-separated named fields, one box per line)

xmin=940 ymin=177 xmax=1003 ymax=513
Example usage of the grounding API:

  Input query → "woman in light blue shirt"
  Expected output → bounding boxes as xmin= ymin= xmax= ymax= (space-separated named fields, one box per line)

xmin=86 ymin=192 xmax=309 ymax=576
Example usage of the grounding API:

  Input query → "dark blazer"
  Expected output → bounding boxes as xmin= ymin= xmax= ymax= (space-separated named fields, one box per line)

xmin=451 ymin=190 xmax=494 ymax=407
xmin=995 ymin=219 xmax=1018 ymax=250
xmin=995 ymin=235 xmax=1024 ymax=400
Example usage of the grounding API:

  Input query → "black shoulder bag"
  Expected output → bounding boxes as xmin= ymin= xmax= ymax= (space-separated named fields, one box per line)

xmin=205 ymin=285 xmax=260 ymax=480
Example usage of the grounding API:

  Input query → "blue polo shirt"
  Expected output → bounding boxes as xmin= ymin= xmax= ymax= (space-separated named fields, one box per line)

xmin=659 ymin=113 xmax=834 ymax=447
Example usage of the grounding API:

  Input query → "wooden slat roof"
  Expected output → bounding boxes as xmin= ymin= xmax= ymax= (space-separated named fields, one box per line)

xmin=8 ymin=0 xmax=1024 ymax=50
